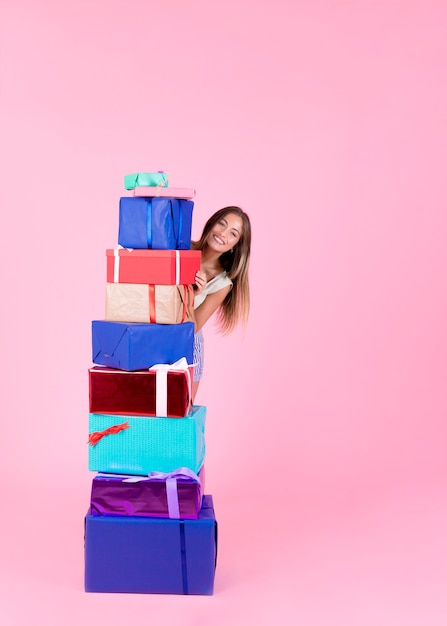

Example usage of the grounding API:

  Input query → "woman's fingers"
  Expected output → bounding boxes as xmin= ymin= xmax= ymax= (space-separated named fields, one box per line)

xmin=195 ymin=270 xmax=206 ymax=293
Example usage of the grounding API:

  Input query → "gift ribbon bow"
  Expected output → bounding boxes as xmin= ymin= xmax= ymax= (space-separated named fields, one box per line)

xmin=155 ymin=170 xmax=168 ymax=186
xmin=149 ymin=357 xmax=192 ymax=416
xmin=122 ymin=467 xmax=201 ymax=519
xmin=88 ymin=421 xmax=130 ymax=446
xmin=124 ymin=171 xmax=168 ymax=190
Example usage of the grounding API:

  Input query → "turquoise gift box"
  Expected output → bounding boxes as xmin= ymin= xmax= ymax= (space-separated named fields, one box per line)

xmin=88 ymin=406 xmax=206 ymax=475
xmin=124 ymin=171 xmax=168 ymax=189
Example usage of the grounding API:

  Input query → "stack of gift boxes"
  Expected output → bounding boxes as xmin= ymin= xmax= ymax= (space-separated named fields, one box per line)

xmin=84 ymin=172 xmax=217 ymax=595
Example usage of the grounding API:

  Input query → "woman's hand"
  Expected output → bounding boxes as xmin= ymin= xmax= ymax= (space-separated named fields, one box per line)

xmin=194 ymin=270 xmax=207 ymax=294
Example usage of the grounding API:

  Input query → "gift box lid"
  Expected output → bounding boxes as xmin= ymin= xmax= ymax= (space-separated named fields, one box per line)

xmin=131 ymin=187 xmax=195 ymax=199
xmin=106 ymin=248 xmax=201 ymax=286
xmin=106 ymin=248 xmax=201 ymax=260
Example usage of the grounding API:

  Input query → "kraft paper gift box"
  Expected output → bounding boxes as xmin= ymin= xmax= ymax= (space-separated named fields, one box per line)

xmin=89 ymin=360 xmax=193 ymax=418
xmin=105 ymin=283 xmax=195 ymax=324
xmin=132 ymin=187 xmax=196 ymax=199
xmin=118 ymin=197 xmax=194 ymax=250
xmin=92 ymin=320 xmax=194 ymax=371
xmin=89 ymin=466 xmax=204 ymax=519
xmin=88 ymin=405 xmax=206 ymax=475
xmin=84 ymin=495 xmax=217 ymax=595
xmin=124 ymin=171 xmax=168 ymax=189
xmin=107 ymin=249 xmax=201 ymax=285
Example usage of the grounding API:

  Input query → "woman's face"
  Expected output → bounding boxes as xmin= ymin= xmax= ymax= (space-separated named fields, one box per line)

xmin=206 ymin=212 xmax=243 ymax=254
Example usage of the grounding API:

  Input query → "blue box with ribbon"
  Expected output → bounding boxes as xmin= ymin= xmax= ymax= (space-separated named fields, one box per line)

xmin=118 ymin=197 xmax=194 ymax=250
xmin=92 ymin=320 xmax=194 ymax=371
xmin=84 ymin=494 xmax=217 ymax=595
xmin=88 ymin=405 xmax=206 ymax=475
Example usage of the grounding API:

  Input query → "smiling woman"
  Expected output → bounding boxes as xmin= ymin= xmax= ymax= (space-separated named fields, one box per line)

xmin=191 ymin=206 xmax=252 ymax=401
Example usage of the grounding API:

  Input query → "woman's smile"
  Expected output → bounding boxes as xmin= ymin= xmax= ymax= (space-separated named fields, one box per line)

xmin=206 ymin=212 xmax=243 ymax=253
xmin=213 ymin=234 xmax=226 ymax=245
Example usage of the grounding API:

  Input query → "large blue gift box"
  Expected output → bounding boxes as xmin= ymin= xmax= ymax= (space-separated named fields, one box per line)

xmin=88 ymin=405 xmax=206 ymax=475
xmin=118 ymin=197 xmax=194 ymax=250
xmin=85 ymin=494 xmax=217 ymax=595
xmin=92 ymin=320 xmax=194 ymax=371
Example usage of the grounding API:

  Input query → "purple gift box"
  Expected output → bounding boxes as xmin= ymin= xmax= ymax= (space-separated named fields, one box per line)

xmin=90 ymin=467 xmax=204 ymax=519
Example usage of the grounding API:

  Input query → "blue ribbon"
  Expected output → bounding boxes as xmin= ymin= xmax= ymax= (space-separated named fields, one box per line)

xmin=146 ymin=199 xmax=184 ymax=248
xmin=146 ymin=200 xmax=152 ymax=248
xmin=122 ymin=466 xmax=194 ymax=594
xmin=170 ymin=199 xmax=183 ymax=248
xmin=179 ymin=521 xmax=188 ymax=594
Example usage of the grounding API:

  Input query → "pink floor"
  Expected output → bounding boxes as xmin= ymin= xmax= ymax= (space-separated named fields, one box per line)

xmin=1 ymin=474 xmax=446 ymax=626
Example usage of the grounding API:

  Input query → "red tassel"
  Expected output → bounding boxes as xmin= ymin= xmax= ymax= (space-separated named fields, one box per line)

xmin=88 ymin=421 xmax=130 ymax=447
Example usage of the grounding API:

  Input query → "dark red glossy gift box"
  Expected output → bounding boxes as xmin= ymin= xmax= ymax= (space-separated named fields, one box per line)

xmin=89 ymin=365 xmax=192 ymax=418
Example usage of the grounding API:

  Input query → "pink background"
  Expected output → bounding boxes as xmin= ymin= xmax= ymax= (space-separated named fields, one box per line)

xmin=1 ymin=0 xmax=446 ymax=624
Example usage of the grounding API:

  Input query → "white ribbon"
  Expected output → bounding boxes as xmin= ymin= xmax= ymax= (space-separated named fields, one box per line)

xmin=149 ymin=357 xmax=192 ymax=416
xmin=175 ymin=250 xmax=180 ymax=285
xmin=113 ymin=249 xmax=120 ymax=283
xmin=166 ymin=477 xmax=180 ymax=518
xmin=113 ymin=246 xmax=134 ymax=283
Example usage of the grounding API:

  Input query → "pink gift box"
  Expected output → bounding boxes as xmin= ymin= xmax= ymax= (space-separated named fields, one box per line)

xmin=132 ymin=187 xmax=196 ymax=199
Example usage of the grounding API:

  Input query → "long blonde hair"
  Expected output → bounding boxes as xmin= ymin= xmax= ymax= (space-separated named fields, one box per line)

xmin=192 ymin=206 xmax=251 ymax=334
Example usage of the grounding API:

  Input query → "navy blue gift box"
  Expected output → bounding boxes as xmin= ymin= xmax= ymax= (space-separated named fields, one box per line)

xmin=85 ymin=495 xmax=217 ymax=595
xmin=118 ymin=197 xmax=194 ymax=250
xmin=92 ymin=320 xmax=194 ymax=371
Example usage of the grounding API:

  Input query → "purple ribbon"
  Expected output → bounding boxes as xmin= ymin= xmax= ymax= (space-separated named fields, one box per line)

xmin=121 ymin=467 xmax=200 ymax=519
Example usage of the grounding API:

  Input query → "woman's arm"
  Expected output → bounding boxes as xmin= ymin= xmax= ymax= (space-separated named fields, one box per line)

xmin=194 ymin=285 xmax=232 ymax=333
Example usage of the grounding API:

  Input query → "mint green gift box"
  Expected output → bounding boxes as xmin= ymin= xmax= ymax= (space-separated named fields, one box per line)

xmin=88 ymin=406 xmax=206 ymax=475
xmin=124 ymin=171 xmax=169 ymax=190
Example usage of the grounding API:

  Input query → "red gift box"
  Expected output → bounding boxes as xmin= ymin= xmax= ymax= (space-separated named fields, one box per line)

xmin=106 ymin=249 xmax=201 ymax=285
xmin=89 ymin=364 xmax=193 ymax=417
